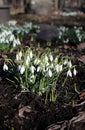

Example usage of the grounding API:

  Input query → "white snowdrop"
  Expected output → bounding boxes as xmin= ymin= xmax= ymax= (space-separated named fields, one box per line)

xmin=50 ymin=63 xmax=54 ymax=68
xmin=19 ymin=51 xmax=22 ymax=58
xmin=73 ymin=68 xmax=77 ymax=76
xmin=17 ymin=38 xmax=21 ymax=45
xmin=49 ymin=55 xmax=53 ymax=61
xmin=37 ymin=66 xmax=41 ymax=72
xmin=34 ymin=58 xmax=40 ymax=65
xmin=68 ymin=61 xmax=72 ymax=68
xmin=16 ymin=51 xmax=22 ymax=61
xmin=3 ymin=64 xmax=8 ymax=71
xmin=20 ymin=65 xmax=25 ymax=74
xmin=26 ymin=55 xmax=30 ymax=62
xmin=59 ymin=65 xmax=63 ymax=72
xmin=30 ymin=66 xmax=36 ymax=73
xmin=48 ymin=69 xmax=52 ymax=77
xmin=54 ymin=57 xmax=58 ymax=63
xmin=18 ymin=65 xmax=21 ymax=70
xmin=25 ymin=59 xmax=29 ymax=66
xmin=13 ymin=40 xmax=17 ymax=47
xmin=10 ymin=35 xmax=14 ymax=42
xmin=55 ymin=64 xmax=60 ymax=72
xmin=45 ymin=55 xmax=48 ymax=62
xmin=29 ymin=51 xmax=33 ymax=58
xmin=30 ymin=74 xmax=35 ymax=83
xmin=67 ymin=70 xmax=72 ymax=77
xmin=64 ymin=60 xmax=68 ymax=65
xmin=46 ymin=62 xmax=50 ymax=67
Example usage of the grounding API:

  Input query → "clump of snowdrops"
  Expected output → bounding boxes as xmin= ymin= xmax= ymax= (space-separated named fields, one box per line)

xmin=0 ymin=26 xmax=21 ymax=52
xmin=0 ymin=21 xmax=39 ymax=52
xmin=3 ymin=47 xmax=77 ymax=102
xmin=56 ymin=26 xmax=85 ymax=45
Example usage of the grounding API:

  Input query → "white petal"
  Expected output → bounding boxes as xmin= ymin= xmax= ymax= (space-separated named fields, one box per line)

xmin=48 ymin=69 xmax=52 ymax=77
xmin=73 ymin=68 xmax=77 ymax=76
xmin=49 ymin=55 xmax=53 ymax=61
xmin=3 ymin=64 xmax=8 ymax=71
xmin=68 ymin=61 xmax=72 ymax=68
xmin=29 ymin=51 xmax=33 ymax=58
xmin=55 ymin=64 xmax=59 ymax=72
xmin=37 ymin=66 xmax=41 ymax=72
xmin=45 ymin=55 xmax=48 ymax=62
xmin=30 ymin=66 xmax=36 ymax=73
xmin=67 ymin=70 xmax=72 ymax=77
xmin=20 ymin=65 xmax=25 ymax=74
xmin=59 ymin=65 xmax=63 ymax=72
xmin=25 ymin=59 xmax=29 ymax=66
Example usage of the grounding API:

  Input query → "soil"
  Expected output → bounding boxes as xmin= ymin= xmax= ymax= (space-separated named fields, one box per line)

xmin=0 ymin=42 xmax=85 ymax=130
xmin=11 ymin=13 xmax=85 ymax=27
xmin=0 ymin=14 xmax=85 ymax=130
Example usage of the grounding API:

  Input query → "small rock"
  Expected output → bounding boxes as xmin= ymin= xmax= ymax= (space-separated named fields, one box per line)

xmin=37 ymin=26 xmax=59 ymax=43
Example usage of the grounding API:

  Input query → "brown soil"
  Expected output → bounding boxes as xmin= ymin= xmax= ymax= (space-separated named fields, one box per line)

xmin=0 ymin=43 xmax=85 ymax=130
xmin=0 ymin=13 xmax=85 ymax=129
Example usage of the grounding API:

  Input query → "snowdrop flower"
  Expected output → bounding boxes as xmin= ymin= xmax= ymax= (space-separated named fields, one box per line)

xmin=78 ymin=36 xmax=81 ymax=42
xmin=54 ymin=57 xmax=58 ymax=63
xmin=20 ymin=65 xmax=25 ymax=74
xmin=34 ymin=58 xmax=40 ymax=65
xmin=75 ymin=29 xmax=80 ymax=34
xmin=16 ymin=54 xmax=19 ymax=61
xmin=0 ymin=38 xmax=5 ymax=43
xmin=18 ymin=65 xmax=21 ymax=70
xmin=25 ymin=59 xmax=29 ymax=66
xmin=80 ymin=27 xmax=83 ymax=30
xmin=68 ymin=61 xmax=72 ymax=68
xmin=37 ymin=66 xmax=41 ymax=72
xmin=47 ymin=69 xmax=52 ymax=77
xmin=46 ymin=62 xmax=50 ymax=67
xmin=50 ymin=63 xmax=54 ymax=68
xmin=55 ymin=64 xmax=60 ymax=72
xmin=64 ymin=60 xmax=68 ymax=65
xmin=29 ymin=51 xmax=33 ymax=58
xmin=10 ymin=35 xmax=14 ymax=42
xmin=19 ymin=51 xmax=22 ymax=58
xmin=30 ymin=66 xmax=36 ymax=73
xmin=13 ymin=40 xmax=17 ymax=47
xmin=59 ymin=65 xmax=63 ymax=72
xmin=74 ymin=26 xmax=77 ymax=29
xmin=17 ymin=38 xmax=21 ymax=45
xmin=46 ymin=66 xmax=49 ymax=72
xmin=3 ymin=64 xmax=8 ymax=71
xmin=6 ymin=39 xmax=9 ymax=44
xmin=30 ymin=74 xmax=35 ymax=83
xmin=59 ymin=32 xmax=62 ymax=39
xmin=16 ymin=51 xmax=22 ymax=61
xmin=41 ymin=88 xmax=45 ymax=93
xmin=67 ymin=70 xmax=72 ymax=77
xmin=65 ymin=39 xmax=69 ymax=43
xmin=45 ymin=55 xmax=48 ymax=62
xmin=26 ymin=55 xmax=30 ymax=62
xmin=49 ymin=55 xmax=53 ymax=61
xmin=73 ymin=68 xmax=77 ymax=76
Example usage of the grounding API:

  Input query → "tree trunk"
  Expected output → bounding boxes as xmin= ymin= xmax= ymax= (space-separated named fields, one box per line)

xmin=54 ymin=0 xmax=59 ymax=10
xmin=0 ymin=0 xmax=4 ymax=5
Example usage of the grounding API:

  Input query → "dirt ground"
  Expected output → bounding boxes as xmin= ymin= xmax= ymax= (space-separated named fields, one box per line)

xmin=0 ymin=13 xmax=85 ymax=130
xmin=0 ymin=42 xmax=85 ymax=130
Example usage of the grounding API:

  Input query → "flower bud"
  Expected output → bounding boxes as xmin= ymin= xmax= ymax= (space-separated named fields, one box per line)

xmin=3 ymin=64 xmax=8 ymax=71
